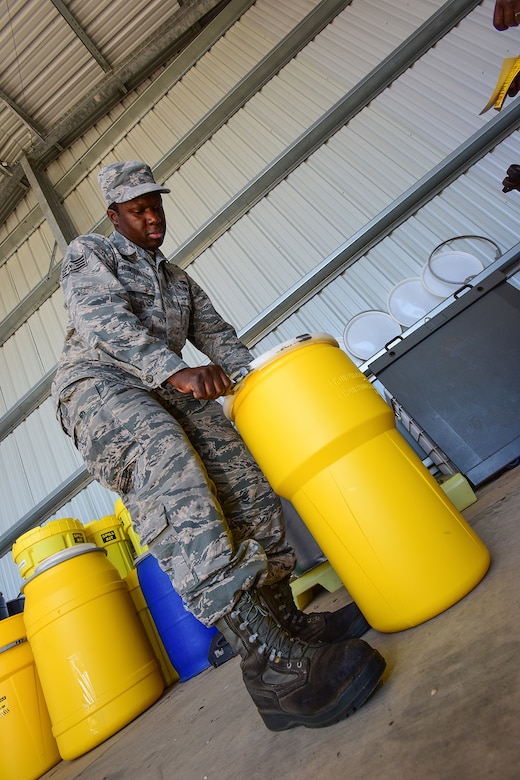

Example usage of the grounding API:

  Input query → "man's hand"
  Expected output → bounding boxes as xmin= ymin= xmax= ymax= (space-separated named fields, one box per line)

xmin=502 ymin=163 xmax=520 ymax=191
xmin=493 ymin=0 xmax=520 ymax=30
xmin=167 ymin=365 xmax=232 ymax=399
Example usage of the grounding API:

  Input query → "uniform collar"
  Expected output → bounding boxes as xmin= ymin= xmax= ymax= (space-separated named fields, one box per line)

xmin=110 ymin=230 xmax=167 ymax=266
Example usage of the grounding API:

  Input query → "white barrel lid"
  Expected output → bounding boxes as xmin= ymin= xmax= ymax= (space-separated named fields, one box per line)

xmin=223 ymin=333 xmax=338 ymax=420
xmin=421 ymin=251 xmax=484 ymax=297
xmin=343 ymin=311 xmax=401 ymax=360
xmin=387 ymin=277 xmax=443 ymax=327
xmin=248 ymin=333 xmax=338 ymax=372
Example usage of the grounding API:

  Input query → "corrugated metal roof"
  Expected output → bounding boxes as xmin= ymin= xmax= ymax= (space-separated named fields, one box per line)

xmin=0 ymin=222 xmax=60 ymax=315
xmin=249 ymin=136 xmax=520 ymax=361
xmin=0 ymin=0 xmax=185 ymax=164
xmin=157 ymin=0 xmax=445 ymax=251
xmin=0 ymin=0 xmax=248 ymax=226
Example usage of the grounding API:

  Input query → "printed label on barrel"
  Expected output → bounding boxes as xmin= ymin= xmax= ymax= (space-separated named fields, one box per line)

xmin=328 ymin=372 xmax=371 ymax=399
xmin=0 ymin=695 xmax=9 ymax=719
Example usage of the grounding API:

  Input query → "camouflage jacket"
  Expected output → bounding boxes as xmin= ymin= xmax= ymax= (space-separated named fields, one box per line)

xmin=52 ymin=230 xmax=253 ymax=400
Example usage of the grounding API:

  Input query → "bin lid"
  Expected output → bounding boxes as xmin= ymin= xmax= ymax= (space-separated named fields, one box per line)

xmin=20 ymin=543 xmax=103 ymax=589
xmin=343 ymin=311 xmax=401 ymax=360
xmin=12 ymin=518 xmax=84 ymax=556
xmin=248 ymin=333 xmax=338 ymax=372
xmin=223 ymin=333 xmax=338 ymax=420
xmin=421 ymin=251 xmax=484 ymax=297
xmin=84 ymin=515 xmax=124 ymax=536
xmin=387 ymin=278 xmax=443 ymax=328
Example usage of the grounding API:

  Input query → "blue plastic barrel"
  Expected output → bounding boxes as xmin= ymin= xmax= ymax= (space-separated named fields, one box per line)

xmin=135 ymin=553 xmax=217 ymax=682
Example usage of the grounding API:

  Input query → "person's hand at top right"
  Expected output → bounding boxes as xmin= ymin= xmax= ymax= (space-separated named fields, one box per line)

xmin=501 ymin=163 xmax=520 ymax=191
xmin=493 ymin=0 xmax=520 ymax=30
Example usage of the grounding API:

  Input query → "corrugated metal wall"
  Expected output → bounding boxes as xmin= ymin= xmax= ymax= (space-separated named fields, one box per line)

xmin=2 ymin=0 xmax=520 ymax=596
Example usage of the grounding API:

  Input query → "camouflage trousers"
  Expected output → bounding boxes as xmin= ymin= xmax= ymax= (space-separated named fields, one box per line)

xmin=57 ymin=378 xmax=296 ymax=624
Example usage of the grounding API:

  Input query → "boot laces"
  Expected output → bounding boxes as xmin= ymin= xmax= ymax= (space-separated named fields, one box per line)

xmin=272 ymin=588 xmax=323 ymax=628
xmin=234 ymin=592 xmax=311 ymax=663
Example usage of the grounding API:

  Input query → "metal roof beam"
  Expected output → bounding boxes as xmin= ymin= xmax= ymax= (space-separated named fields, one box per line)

xmin=0 ymin=467 xmax=93 ymax=558
xmin=0 ymin=367 xmax=56 ymax=444
xmin=0 ymin=86 xmax=46 ymax=141
xmin=49 ymin=0 xmax=112 ymax=73
xmin=20 ymin=155 xmax=77 ymax=254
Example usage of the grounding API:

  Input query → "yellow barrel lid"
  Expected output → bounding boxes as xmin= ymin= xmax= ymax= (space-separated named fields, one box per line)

xmin=12 ymin=518 xmax=84 ymax=557
xmin=84 ymin=515 xmax=122 ymax=535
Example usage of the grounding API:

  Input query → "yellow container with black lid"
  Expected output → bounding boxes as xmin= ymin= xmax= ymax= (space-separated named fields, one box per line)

xmin=114 ymin=498 xmax=148 ymax=557
xmin=84 ymin=515 xmax=136 ymax=578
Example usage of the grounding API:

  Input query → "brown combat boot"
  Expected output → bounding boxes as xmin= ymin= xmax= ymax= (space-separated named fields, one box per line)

xmin=258 ymin=576 xmax=370 ymax=643
xmin=217 ymin=589 xmax=385 ymax=731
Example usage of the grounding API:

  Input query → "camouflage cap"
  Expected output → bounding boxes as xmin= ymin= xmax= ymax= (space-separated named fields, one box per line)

xmin=98 ymin=161 xmax=170 ymax=207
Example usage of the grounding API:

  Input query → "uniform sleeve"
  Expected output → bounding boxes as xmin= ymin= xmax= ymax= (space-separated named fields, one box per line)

xmin=61 ymin=237 xmax=187 ymax=387
xmin=184 ymin=272 xmax=253 ymax=378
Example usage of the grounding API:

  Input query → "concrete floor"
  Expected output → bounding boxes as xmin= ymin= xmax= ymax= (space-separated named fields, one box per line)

xmin=41 ymin=465 xmax=520 ymax=780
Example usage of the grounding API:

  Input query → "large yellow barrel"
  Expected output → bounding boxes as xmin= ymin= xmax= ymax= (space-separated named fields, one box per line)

xmin=0 ymin=613 xmax=61 ymax=780
xmin=22 ymin=544 xmax=164 ymax=760
xmin=224 ymin=333 xmax=490 ymax=632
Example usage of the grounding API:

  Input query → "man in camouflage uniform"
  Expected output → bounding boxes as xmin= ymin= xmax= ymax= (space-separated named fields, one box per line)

xmin=52 ymin=161 xmax=385 ymax=731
